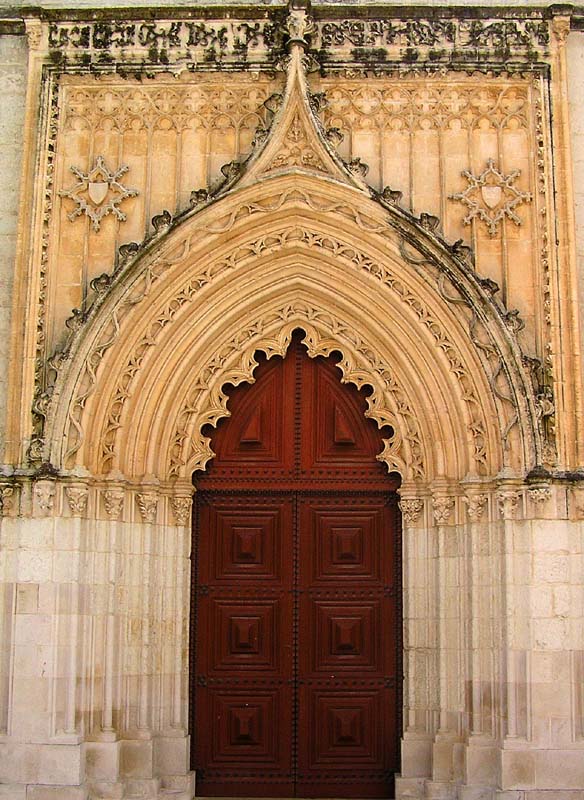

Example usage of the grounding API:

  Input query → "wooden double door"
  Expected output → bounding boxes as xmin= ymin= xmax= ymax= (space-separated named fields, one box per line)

xmin=192 ymin=335 xmax=401 ymax=798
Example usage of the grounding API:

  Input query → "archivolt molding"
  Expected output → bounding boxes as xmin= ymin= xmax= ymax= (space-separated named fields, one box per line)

xmin=94 ymin=222 xmax=489 ymax=478
xmin=40 ymin=172 xmax=541 ymax=482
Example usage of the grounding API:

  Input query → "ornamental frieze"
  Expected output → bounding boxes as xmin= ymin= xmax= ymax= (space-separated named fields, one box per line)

xmin=43 ymin=14 xmax=551 ymax=69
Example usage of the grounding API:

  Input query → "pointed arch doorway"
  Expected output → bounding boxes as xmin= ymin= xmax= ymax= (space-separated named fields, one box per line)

xmin=191 ymin=332 xmax=402 ymax=798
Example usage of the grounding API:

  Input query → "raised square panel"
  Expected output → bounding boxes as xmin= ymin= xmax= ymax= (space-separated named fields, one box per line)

xmin=211 ymin=600 xmax=279 ymax=671
xmin=312 ymin=602 xmax=381 ymax=671
xmin=306 ymin=691 xmax=383 ymax=766
xmin=203 ymin=500 xmax=292 ymax=582
xmin=302 ymin=503 xmax=386 ymax=583
xmin=209 ymin=691 xmax=282 ymax=764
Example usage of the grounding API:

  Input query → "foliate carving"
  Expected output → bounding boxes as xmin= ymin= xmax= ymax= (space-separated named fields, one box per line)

xmin=432 ymin=496 xmax=455 ymax=525
xmin=282 ymin=7 xmax=316 ymax=47
xmin=528 ymin=486 xmax=551 ymax=505
xmin=463 ymin=493 xmax=488 ymax=521
xmin=268 ymin=113 xmax=326 ymax=173
xmin=65 ymin=485 xmax=88 ymax=516
xmin=171 ymin=495 xmax=193 ymax=526
xmin=103 ymin=489 xmax=124 ymax=520
xmin=497 ymin=490 xmax=520 ymax=520
xmin=399 ymin=499 xmax=424 ymax=525
xmin=137 ymin=492 xmax=158 ymax=523
xmin=449 ymin=159 xmax=532 ymax=237
xmin=59 ymin=156 xmax=138 ymax=233
xmin=34 ymin=481 xmax=56 ymax=516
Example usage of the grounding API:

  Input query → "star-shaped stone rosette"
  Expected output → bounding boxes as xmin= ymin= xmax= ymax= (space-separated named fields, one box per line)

xmin=449 ymin=158 xmax=532 ymax=237
xmin=59 ymin=155 xmax=138 ymax=233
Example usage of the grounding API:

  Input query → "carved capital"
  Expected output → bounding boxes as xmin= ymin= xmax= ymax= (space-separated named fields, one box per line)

xmin=497 ymin=490 xmax=520 ymax=520
xmin=65 ymin=485 xmax=88 ymax=517
xmin=432 ymin=496 xmax=455 ymax=526
xmin=399 ymin=498 xmax=424 ymax=526
xmin=34 ymin=480 xmax=56 ymax=516
xmin=0 ymin=482 xmax=15 ymax=515
xmin=569 ymin=486 xmax=584 ymax=521
xmin=463 ymin=493 xmax=488 ymax=522
xmin=171 ymin=495 xmax=193 ymax=526
xmin=551 ymin=16 xmax=571 ymax=46
xmin=103 ymin=488 xmax=125 ymax=520
xmin=528 ymin=486 xmax=552 ymax=506
xmin=137 ymin=492 xmax=158 ymax=524
xmin=25 ymin=20 xmax=43 ymax=50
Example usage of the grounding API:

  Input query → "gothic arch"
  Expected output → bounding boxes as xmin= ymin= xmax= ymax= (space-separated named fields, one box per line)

xmin=44 ymin=171 xmax=540 ymax=484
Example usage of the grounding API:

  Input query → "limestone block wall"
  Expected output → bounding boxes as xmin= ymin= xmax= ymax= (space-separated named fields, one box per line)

xmin=0 ymin=36 xmax=27 ymax=460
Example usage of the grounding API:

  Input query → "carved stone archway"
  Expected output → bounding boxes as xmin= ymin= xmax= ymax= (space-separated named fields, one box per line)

xmin=4 ymin=10 xmax=553 ymax=799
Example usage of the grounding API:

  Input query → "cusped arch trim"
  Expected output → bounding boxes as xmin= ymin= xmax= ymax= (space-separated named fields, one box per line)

xmin=164 ymin=311 xmax=419 ymax=482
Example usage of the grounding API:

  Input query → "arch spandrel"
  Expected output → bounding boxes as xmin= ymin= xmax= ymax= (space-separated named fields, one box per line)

xmin=44 ymin=169 xmax=540 ymax=485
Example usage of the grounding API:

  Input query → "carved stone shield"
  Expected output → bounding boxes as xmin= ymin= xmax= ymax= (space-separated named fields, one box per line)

xmin=481 ymin=184 xmax=502 ymax=209
xmin=88 ymin=181 xmax=109 ymax=205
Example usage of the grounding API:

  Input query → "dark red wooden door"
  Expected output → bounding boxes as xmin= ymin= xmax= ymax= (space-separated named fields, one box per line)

xmin=192 ymin=334 xmax=401 ymax=798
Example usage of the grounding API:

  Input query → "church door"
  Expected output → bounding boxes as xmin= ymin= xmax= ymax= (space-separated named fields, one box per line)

xmin=191 ymin=334 xmax=401 ymax=798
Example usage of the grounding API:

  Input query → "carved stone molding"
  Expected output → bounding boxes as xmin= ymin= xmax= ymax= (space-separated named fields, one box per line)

xmin=137 ymin=492 xmax=158 ymax=524
xmin=399 ymin=499 xmax=424 ymax=525
xmin=65 ymin=485 xmax=89 ymax=517
xmin=432 ymin=496 xmax=456 ymax=525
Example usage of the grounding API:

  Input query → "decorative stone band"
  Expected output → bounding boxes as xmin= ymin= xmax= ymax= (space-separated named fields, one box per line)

xmin=1 ymin=477 xmax=579 ymax=524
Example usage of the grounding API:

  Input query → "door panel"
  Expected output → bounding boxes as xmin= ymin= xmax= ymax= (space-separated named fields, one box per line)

xmin=193 ymin=335 xmax=400 ymax=798
xmin=297 ymin=495 xmax=398 ymax=797
xmin=194 ymin=494 xmax=294 ymax=795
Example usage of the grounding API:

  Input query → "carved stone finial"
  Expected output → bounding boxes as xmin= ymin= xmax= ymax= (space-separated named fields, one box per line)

xmin=282 ymin=3 xmax=316 ymax=49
